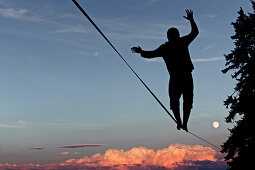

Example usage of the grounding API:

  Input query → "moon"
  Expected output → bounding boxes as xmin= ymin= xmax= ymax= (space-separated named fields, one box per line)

xmin=213 ymin=121 xmax=219 ymax=128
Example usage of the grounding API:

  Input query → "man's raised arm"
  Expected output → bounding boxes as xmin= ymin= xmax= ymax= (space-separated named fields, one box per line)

xmin=183 ymin=9 xmax=199 ymax=44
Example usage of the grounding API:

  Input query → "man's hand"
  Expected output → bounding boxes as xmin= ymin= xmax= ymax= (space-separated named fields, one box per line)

xmin=183 ymin=9 xmax=194 ymax=21
xmin=131 ymin=46 xmax=143 ymax=54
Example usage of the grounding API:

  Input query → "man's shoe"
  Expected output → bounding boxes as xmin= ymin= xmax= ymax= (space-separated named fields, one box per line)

xmin=182 ymin=125 xmax=188 ymax=132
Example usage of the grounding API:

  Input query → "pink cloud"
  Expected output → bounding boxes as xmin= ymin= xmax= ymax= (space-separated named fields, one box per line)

xmin=59 ymin=152 xmax=80 ymax=156
xmin=60 ymin=152 xmax=69 ymax=155
xmin=0 ymin=143 xmax=227 ymax=169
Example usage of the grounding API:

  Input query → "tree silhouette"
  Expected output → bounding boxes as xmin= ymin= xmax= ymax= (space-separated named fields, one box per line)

xmin=221 ymin=1 xmax=255 ymax=169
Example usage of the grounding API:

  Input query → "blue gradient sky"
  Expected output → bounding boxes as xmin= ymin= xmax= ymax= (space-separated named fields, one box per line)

xmin=0 ymin=0 xmax=252 ymax=164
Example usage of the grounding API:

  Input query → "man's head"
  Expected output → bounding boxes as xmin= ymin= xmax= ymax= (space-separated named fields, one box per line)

xmin=167 ymin=27 xmax=180 ymax=41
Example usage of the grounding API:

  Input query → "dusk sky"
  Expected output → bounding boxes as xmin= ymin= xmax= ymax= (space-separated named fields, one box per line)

xmin=0 ymin=0 xmax=252 ymax=169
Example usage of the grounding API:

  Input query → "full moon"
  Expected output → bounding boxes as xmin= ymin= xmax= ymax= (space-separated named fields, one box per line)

xmin=213 ymin=121 xmax=219 ymax=128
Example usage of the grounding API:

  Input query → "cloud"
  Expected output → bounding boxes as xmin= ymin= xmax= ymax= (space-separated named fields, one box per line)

xmin=148 ymin=0 xmax=160 ymax=5
xmin=0 ymin=123 xmax=24 ymax=128
xmin=63 ymin=143 xmax=220 ymax=168
xmin=201 ymin=14 xmax=219 ymax=19
xmin=93 ymin=18 xmax=167 ymax=41
xmin=56 ymin=144 xmax=107 ymax=149
xmin=192 ymin=57 xmax=224 ymax=62
xmin=25 ymin=144 xmax=106 ymax=150
xmin=142 ymin=57 xmax=224 ymax=63
xmin=26 ymin=147 xmax=46 ymax=150
xmin=17 ymin=120 xmax=25 ymax=124
xmin=202 ymin=44 xmax=214 ymax=51
xmin=60 ymin=152 xmax=69 ymax=155
xmin=0 ymin=120 xmax=26 ymax=128
xmin=0 ymin=6 xmax=90 ymax=37
xmin=60 ymin=152 xmax=80 ymax=155
xmin=0 ymin=143 xmax=227 ymax=169
xmin=107 ymin=31 xmax=164 ymax=41
xmin=54 ymin=25 xmax=88 ymax=34
xmin=94 ymin=51 xmax=99 ymax=56
xmin=0 ymin=8 xmax=43 ymax=22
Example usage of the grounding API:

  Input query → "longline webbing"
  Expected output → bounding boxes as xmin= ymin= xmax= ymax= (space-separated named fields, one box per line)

xmin=72 ymin=0 xmax=221 ymax=151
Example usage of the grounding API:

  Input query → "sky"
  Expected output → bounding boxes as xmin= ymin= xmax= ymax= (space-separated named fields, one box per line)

xmin=0 ymin=0 xmax=252 ymax=169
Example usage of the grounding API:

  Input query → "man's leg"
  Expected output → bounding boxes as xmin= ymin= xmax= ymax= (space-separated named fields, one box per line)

xmin=183 ymin=108 xmax=191 ymax=132
xmin=169 ymin=76 xmax=182 ymax=130
xmin=182 ymin=72 xmax=194 ymax=132
xmin=172 ymin=106 xmax=182 ymax=130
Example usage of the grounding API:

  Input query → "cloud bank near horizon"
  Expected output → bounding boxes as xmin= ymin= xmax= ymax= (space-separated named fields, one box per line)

xmin=0 ymin=143 xmax=227 ymax=169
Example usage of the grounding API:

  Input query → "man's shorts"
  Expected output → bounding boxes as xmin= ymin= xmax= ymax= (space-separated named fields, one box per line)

xmin=169 ymin=72 xmax=193 ymax=110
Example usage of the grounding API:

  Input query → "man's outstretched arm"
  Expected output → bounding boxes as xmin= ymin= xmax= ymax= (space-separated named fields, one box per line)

xmin=131 ymin=46 xmax=162 ymax=59
xmin=183 ymin=9 xmax=199 ymax=44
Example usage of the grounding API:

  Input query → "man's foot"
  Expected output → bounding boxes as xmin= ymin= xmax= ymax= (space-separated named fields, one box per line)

xmin=182 ymin=125 xmax=188 ymax=132
xmin=177 ymin=123 xmax=182 ymax=130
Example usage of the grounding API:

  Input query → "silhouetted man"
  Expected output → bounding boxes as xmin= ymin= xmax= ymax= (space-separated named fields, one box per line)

xmin=131 ymin=10 xmax=199 ymax=132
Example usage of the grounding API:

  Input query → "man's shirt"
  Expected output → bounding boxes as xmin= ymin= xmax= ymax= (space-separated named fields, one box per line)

xmin=141 ymin=20 xmax=199 ymax=75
